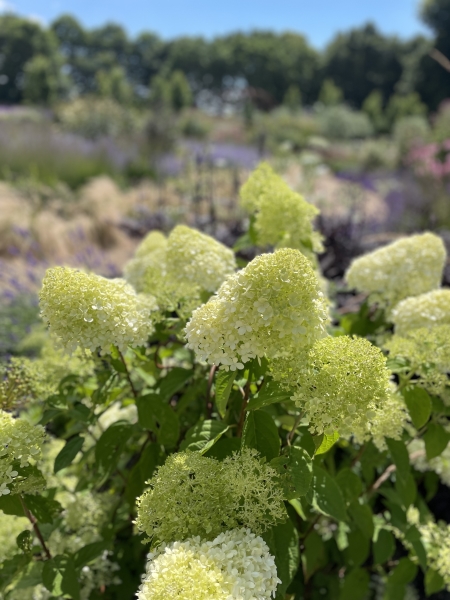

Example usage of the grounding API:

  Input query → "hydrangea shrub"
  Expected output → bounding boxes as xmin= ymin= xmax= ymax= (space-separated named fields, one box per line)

xmin=1 ymin=167 xmax=450 ymax=599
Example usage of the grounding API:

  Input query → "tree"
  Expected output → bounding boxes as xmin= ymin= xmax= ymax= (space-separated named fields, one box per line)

xmin=96 ymin=66 xmax=133 ymax=104
xmin=323 ymin=23 xmax=404 ymax=108
xmin=283 ymin=85 xmax=302 ymax=112
xmin=385 ymin=92 xmax=427 ymax=129
xmin=22 ymin=54 xmax=70 ymax=105
xmin=318 ymin=78 xmax=343 ymax=106
xmin=0 ymin=15 xmax=59 ymax=104
xmin=170 ymin=70 xmax=192 ymax=111
xmin=362 ymin=90 xmax=388 ymax=132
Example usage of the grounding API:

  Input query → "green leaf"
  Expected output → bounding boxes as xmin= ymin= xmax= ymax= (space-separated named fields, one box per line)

xmin=270 ymin=446 xmax=313 ymax=499
xmin=425 ymin=568 xmax=445 ymax=596
xmin=110 ymin=357 xmax=127 ymax=373
xmin=346 ymin=529 xmax=370 ymax=567
xmin=54 ymin=435 xmax=84 ymax=474
xmin=25 ymin=495 xmax=62 ymax=524
xmin=373 ymin=529 xmax=395 ymax=564
xmin=203 ymin=437 xmax=242 ymax=460
xmin=39 ymin=408 xmax=63 ymax=425
xmin=311 ymin=465 xmax=347 ymax=522
xmin=405 ymin=525 xmax=427 ymax=570
xmin=0 ymin=554 xmax=29 ymax=592
xmin=315 ymin=431 xmax=339 ymax=455
xmin=296 ymin=428 xmax=316 ymax=457
xmin=215 ymin=370 xmax=236 ymax=418
xmin=301 ymin=531 xmax=325 ymax=581
xmin=402 ymin=386 xmax=431 ymax=429
xmin=246 ymin=381 xmax=291 ymax=411
xmin=125 ymin=443 xmax=160 ymax=504
xmin=0 ymin=494 xmax=25 ymax=516
xmin=338 ymin=568 xmax=370 ymax=600
xmin=386 ymin=438 xmax=410 ymax=482
xmin=336 ymin=469 xmax=363 ymax=504
xmin=263 ymin=520 xmax=299 ymax=597
xmin=15 ymin=561 xmax=44 ymax=589
xmin=42 ymin=554 xmax=80 ymax=600
xmin=94 ymin=421 xmax=134 ymax=482
xmin=423 ymin=423 xmax=450 ymax=460
xmin=180 ymin=420 xmax=229 ymax=453
xmin=349 ymin=501 xmax=374 ymax=540
xmin=136 ymin=394 xmax=180 ymax=448
xmin=388 ymin=557 xmax=417 ymax=585
xmin=395 ymin=472 xmax=416 ymax=508
xmin=16 ymin=530 xmax=33 ymax=554
xmin=241 ymin=410 xmax=280 ymax=461
xmin=73 ymin=542 xmax=109 ymax=569
xmin=158 ymin=368 xmax=192 ymax=401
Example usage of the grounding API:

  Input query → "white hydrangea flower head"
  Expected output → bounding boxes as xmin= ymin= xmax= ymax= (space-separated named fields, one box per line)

xmin=137 ymin=528 xmax=280 ymax=600
xmin=39 ymin=267 xmax=158 ymax=353
xmin=409 ymin=438 xmax=450 ymax=487
xmin=185 ymin=248 xmax=329 ymax=371
xmin=385 ymin=325 xmax=450 ymax=396
xmin=292 ymin=336 xmax=392 ymax=438
xmin=414 ymin=519 xmax=450 ymax=590
xmin=166 ymin=225 xmax=236 ymax=292
xmin=392 ymin=289 xmax=450 ymax=335
xmin=240 ymin=162 xmax=323 ymax=258
xmin=345 ymin=232 xmax=446 ymax=312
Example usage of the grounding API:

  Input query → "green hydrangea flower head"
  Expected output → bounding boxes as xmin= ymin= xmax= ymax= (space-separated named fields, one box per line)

xmin=39 ymin=267 xmax=157 ymax=353
xmin=185 ymin=248 xmax=329 ymax=371
xmin=166 ymin=225 xmax=236 ymax=293
xmin=365 ymin=385 xmax=408 ymax=451
xmin=134 ymin=230 xmax=167 ymax=258
xmin=385 ymin=325 xmax=450 ymax=395
xmin=292 ymin=336 xmax=391 ymax=437
xmin=137 ymin=528 xmax=280 ymax=600
xmin=345 ymin=232 xmax=446 ymax=312
xmin=392 ymin=289 xmax=450 ymax=335
xmin=135 ymin=448 xmax=285 ymax=544
xmin=409 ymin=516 xmax=450 ymax=591
xmin=240 ymin=162 xmax=323 ymax=258
xmin=0 ymin=410 xmax=46 ymax=495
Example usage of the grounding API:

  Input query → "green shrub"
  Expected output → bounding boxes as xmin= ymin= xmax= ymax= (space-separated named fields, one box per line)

xmin=319 ymin=104 xmax=374 ymax=139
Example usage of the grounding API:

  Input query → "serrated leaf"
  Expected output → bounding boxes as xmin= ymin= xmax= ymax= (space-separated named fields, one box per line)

xmin=349 ymin=501 xmax=374 ymax=539
xmin=180 ymin=420 xmax=229 ymax=452
xmin=402 ymin=386 xmax=431 ymax=429
xmin=336 ymin=469 xmax=363 ymax=504
xmin=423 ymin=423 xmax=450 ymax=460
xmin=136 ymin=394 xmax=180 ymax=447
xmin=215 ymin=370 xmax=236 ymax=418
xmin=386 ymin=437 xmax=410 ymax=482
xmin=94 ymin=421 xmax=133 ymax=482
xmin=42 ymin=554 xmax=80 ymax=600
xmin=425 ymin=568 xmax=445 ymax=595
xmin=158 ymin=368 xmax=192 ymax=401
xmin=270 ymin=446 xmax=312 ymax=499
xmin=25 ymin=495 xmax=62 ymax=524
xmin=315 ymin=431 xmax=339 ymax=455
xmin=338 ymin=568 xmax=370 ymax=600
xmin=241 ymin=410 xmax=280 ymax=461
xmin=246 ymin=381 xmax=291 ymax=411
xmin=263 ymin=520 xmax=299 ymax=597
xmin=373 ymin=528 xmax=395 ymax=564
xmin=54 ymin=435 xmax=84 ymax=474
xmin=73 ymin=542 xmax=109 ymax=569
xmin=311 ymin=465 xmax=347 ymax=522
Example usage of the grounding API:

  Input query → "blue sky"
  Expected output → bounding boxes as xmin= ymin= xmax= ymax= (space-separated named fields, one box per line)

xmin=2 ymin=0 xmax=430 ymax=48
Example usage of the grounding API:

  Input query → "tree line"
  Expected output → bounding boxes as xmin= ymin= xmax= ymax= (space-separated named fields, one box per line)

xmin=0 ymin=0 xmax=449 ymax=112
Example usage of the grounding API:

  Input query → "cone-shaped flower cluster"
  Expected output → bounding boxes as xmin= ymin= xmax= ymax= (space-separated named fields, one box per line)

xmin=137 ymin=528 xmax=280 ymax=600
xmin=292 ymin=336 xmax=392 ymax=439
xmin=345 ymin=232 xmax=446 ymax=312
xmin=392 ymin=289 xmax=450 ymax=335
xmin=185 ymin=249 xmax=329 ymax=371
xmin=39 ymin=267 xmax=157 ymax=353
xmin=385 ymin=325 xmax=450 ymax=395
xmin=0 ymin=410 xmax=45 ymax=495
xmin=240 ymin=162 xmax=323 ymax=258
xmin=124 ymin=226 xmax=236 ymax=317
xmin=136 ymin=449 xmax=285 ymax=544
